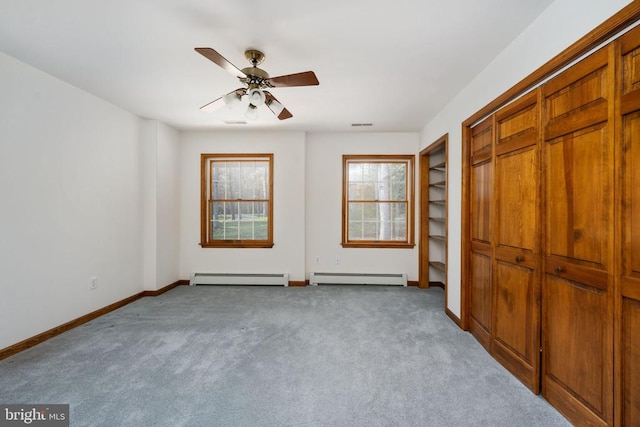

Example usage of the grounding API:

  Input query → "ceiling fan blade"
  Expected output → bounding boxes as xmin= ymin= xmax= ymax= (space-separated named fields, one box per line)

xmin=200 ymin=88 xmax=246 ymax=112
xmin=195 ymin=48 xmax=246 ymax=79
xmin=268 ymin=71 xmax=319 ymax=87
xmin=264 ymin=91 xmax=293 ymax=120
xmin=200 ymin=96 xmax=225 ymax=112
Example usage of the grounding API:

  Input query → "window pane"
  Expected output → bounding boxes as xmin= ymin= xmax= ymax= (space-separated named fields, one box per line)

xmin=361 ymin=183 xmax=376 ymax=200
xmin=254 ymin=162 xmax=269 ymax=199
xmin=348 ymin=221 xmax=362 ymax=240
xmin=349 ymin=202 xmax=363 ymax=220
xmin=363 ymin=221 xmax=377 ymax=239
xmin=361 ymin=202 xmax=378 ymax=221
xmin=210 ymin=201 xmax=224 ymax=239
xmin=212 ymin=180 xmax=225 ymax=200
xmin=392 ymin=203 xmax=406 ymax=220
xmin=239 ymin=163 xmax=253 ymax=199
xmin=389 ymin=163 xmax=406 ymax=181
xmin=348 ymin=183 xmax=359 ymax=200
xmin=377 ymin=202 xmax=392 ymax=240
xmin=349 ymin=163 xmax=362 ymax=182
xmin=392 ymin=221 xmax=407 ymax=240
xmin=212 ymin=163 xmax=227 ymax=199
xmin=391 ymin=181 xmax=406 ymax=200
xmin=391 ymin=203 xmax=407 ymax=240
xmin=252 ymin=202 xmax=269 ymax=239
xmin=363 ymin=163 xmax=378 ymax=182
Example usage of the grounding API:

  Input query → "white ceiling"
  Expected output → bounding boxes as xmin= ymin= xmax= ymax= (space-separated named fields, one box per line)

xmin=0 ymin=0 xmax=554 ymax=132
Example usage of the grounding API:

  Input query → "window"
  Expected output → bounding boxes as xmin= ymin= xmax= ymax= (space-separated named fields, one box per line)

xmin=342 ymin=155 xmax=415 ymax=248
xmin=201 ymin=153 xmax=273 ymax=248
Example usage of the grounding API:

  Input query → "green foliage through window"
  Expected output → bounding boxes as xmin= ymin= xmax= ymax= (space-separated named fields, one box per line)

xmin=343 ymin=155 xmax=415 ymax=248
xmin=201 ymin=154 xmax=273 ymax=248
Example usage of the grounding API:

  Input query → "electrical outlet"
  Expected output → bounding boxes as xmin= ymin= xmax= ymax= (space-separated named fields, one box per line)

xmin=316 ymin=256 xmax=320 ymax=264
xmin=89 ymin=276 xmax=98 ymax=290
xmin=336 ymin=257 xmax=341 ymax=265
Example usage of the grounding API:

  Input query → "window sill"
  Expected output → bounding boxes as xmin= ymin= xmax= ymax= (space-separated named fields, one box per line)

xmin=200 ymin=241 xmax=274 ymax=249
xmin=341 ymin=242 xmax=415 ymax=249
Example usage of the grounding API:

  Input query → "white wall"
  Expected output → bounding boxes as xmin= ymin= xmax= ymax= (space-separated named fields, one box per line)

xmin=179 ymin=131 xmax=420 ymax=284
xmin=305 ymin=132 xmax=420 ymax=281
xmin=0 ymin=52 xmax=143 ymax=349
xmin=156 ymin=122 xmax=181 ymax=288
xmin=420 ymin=0 xmax=633 ymax=318
xmin=179 ymin=131 xmax=307 ymax=282
xmin=142 ymin=120 xmax=181 ymax=291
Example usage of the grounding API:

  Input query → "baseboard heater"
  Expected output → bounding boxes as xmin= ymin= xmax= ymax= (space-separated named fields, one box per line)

xmin=309 ymin=272 xmax=407 ymax=286
xmin=190 ymin=272 xmax=289 ymax=287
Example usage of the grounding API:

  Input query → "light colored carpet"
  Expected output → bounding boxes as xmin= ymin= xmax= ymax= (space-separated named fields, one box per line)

xmin=0 ymin=285 xmax=570 ymax=426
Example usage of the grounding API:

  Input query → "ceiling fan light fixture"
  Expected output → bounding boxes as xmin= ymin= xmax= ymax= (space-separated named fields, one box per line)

xmin=222 ymin=91 xmax=242 ymax=106
xmin=245 ymin=104 xmax=259 ymax=121
xmin=266 ymin=98 xmax=284 ymax=116
xmin=247 ymin=88 xmax=266 ymax=106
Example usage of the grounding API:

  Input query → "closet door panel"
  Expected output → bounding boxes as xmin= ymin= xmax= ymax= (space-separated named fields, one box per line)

xmin=542 ymin=45 xmax=613 ymax=426
xmin=496 ymin=146 xmax=537 ymax=252
xmin=492 ymin=261 xmax=537 ymax=388
xmin=544 ymin=48 xmax=609 ymax=141
xmin=545 ymin=126 xmax=609 ymax=267
xmin=469 ymin=117 xmax=494 ymax=350
xmin=492 ymin=90 xmax=541 ymax=393
xmin=543 ymin=275 xmax=609 ymax=426
xmin=471 ymin=161 xmax=492 ymax=244
xmin=469 ymin=249 xmax=492 ymax=349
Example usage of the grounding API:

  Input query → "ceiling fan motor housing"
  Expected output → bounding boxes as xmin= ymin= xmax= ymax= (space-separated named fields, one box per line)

xmin=241 ymin=66 xmax=269 ymax=88
xmin=244 ymin=49 xmax=265 ymax=65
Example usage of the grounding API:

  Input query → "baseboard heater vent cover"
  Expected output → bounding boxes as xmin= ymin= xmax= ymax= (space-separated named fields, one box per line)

xmin=309 ymin=272 xmax=407 ymax=286
xmin=190 ymin=272 xmax=289 ymax=287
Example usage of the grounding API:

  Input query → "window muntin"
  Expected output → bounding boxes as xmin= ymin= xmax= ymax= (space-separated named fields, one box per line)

xmin=342 ymin=155 xmax=415 ymax=248
xmin=201 ymin=154 xmax=273 ymax=248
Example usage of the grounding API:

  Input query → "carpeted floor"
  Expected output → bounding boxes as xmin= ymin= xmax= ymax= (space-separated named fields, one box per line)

xmin=0 ymin=285 xmax=570 ymax=426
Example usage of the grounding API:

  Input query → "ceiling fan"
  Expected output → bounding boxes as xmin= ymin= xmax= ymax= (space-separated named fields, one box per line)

xmin=195 ymin=47 xmax=319 ymax=120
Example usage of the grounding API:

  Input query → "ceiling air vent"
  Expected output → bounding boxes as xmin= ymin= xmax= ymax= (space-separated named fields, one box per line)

xmin=351 ymin=123 xmax=373 ymax=127
xmin=223 ymin=120 xmax=248 ymax=125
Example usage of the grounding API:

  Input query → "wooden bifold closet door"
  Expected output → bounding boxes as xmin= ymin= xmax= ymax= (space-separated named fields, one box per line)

xmin=541 ymin=44 xmax=615 ymax=427
xmin=468 ymin=91 xmax=542 ymax=394
xmin=492 ymin=91 xmax=541 ymax=393
xmin=468 ymin=118 xmax=494 ymax=351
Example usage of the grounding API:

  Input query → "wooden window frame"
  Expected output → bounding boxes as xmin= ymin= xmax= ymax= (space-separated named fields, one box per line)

xmin=200 ymin=153 xmax=274 ymax=248
xmin=342 ymin=154 xmax=415 ymax=249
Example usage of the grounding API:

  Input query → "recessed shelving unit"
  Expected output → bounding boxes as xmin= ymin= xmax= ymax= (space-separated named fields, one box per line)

xmin=419 ymin=135 xmax=448 ymax=290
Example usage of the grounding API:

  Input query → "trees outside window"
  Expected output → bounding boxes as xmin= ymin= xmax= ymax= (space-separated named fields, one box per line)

xmin=201 ymin=153 xmax=273 ymax=248
xmin=342 ymin=155 xmax=415 ymax=248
